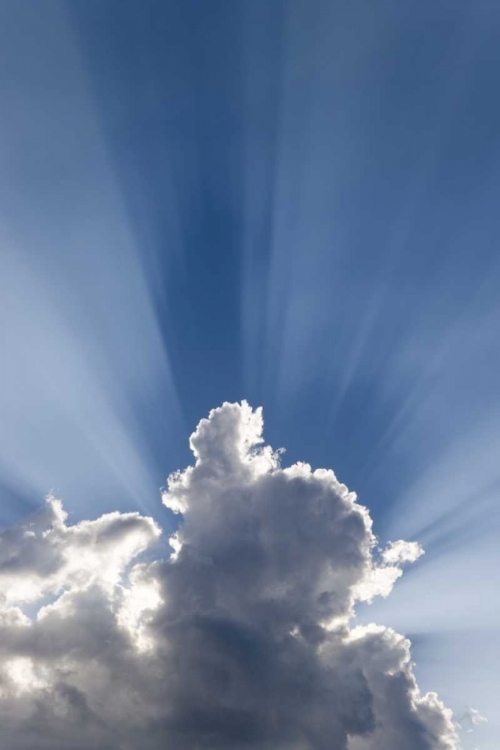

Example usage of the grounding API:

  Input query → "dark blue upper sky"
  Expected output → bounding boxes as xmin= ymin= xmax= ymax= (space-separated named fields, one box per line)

xmin=1 ymin=2 xmax=499 ymax=742
xmin=1 ymin=0 xmax=500 ymax=540
xmin=67 ymin=0 xmax=500 ymax=522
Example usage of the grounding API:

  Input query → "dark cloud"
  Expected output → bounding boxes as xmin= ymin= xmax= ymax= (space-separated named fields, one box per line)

xmin=0 ymin=402 xmax=457 ymax=749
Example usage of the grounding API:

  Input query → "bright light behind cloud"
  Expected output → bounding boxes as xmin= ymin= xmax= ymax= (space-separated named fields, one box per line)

xmin=0 ymin=403 xmax=458 ymax=749
xmin=0 ymin=1 xmax=498 ymax=748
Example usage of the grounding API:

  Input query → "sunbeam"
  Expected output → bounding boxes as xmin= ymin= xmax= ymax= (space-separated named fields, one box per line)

xmin=0 ymin=0 xmax=499 ymax=747
xmin=0 ymin=2 xmax=181 ymax=521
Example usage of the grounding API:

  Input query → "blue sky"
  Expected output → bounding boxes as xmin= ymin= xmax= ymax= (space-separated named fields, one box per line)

xmin=1 ymin=1 xmax=499 ymax=747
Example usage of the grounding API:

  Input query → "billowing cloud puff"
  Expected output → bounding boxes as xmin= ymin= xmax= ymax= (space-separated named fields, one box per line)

xmin=0 ymin=402 xmax=457 ymax=749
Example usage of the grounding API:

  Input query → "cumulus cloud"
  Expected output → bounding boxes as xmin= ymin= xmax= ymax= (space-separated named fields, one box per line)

xmin=0 ymin=402 xmax=457 ymax=749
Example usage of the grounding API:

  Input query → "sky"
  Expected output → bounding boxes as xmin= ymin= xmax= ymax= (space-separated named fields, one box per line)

xmin=0 ymin=0 xmax=499 ymax=748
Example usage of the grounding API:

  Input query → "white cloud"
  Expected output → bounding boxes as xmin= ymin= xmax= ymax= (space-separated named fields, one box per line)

xmin=0 ymin=402 xmax=457 ymax=748
xmin=0 ymin=495 xmax=160 ymax=607
xmin=382 ymin=540 xmax=424 ymax=565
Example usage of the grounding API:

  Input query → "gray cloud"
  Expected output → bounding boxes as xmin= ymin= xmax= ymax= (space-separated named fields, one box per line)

xmin=0 ymin=402 xmax=457 ymax=749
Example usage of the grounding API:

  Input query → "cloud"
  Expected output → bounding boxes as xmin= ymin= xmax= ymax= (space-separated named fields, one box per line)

xmin=456 ymin=707 xmax=487 ymax=733
xmin=0 ymin=402 xmax=457 ymax=749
